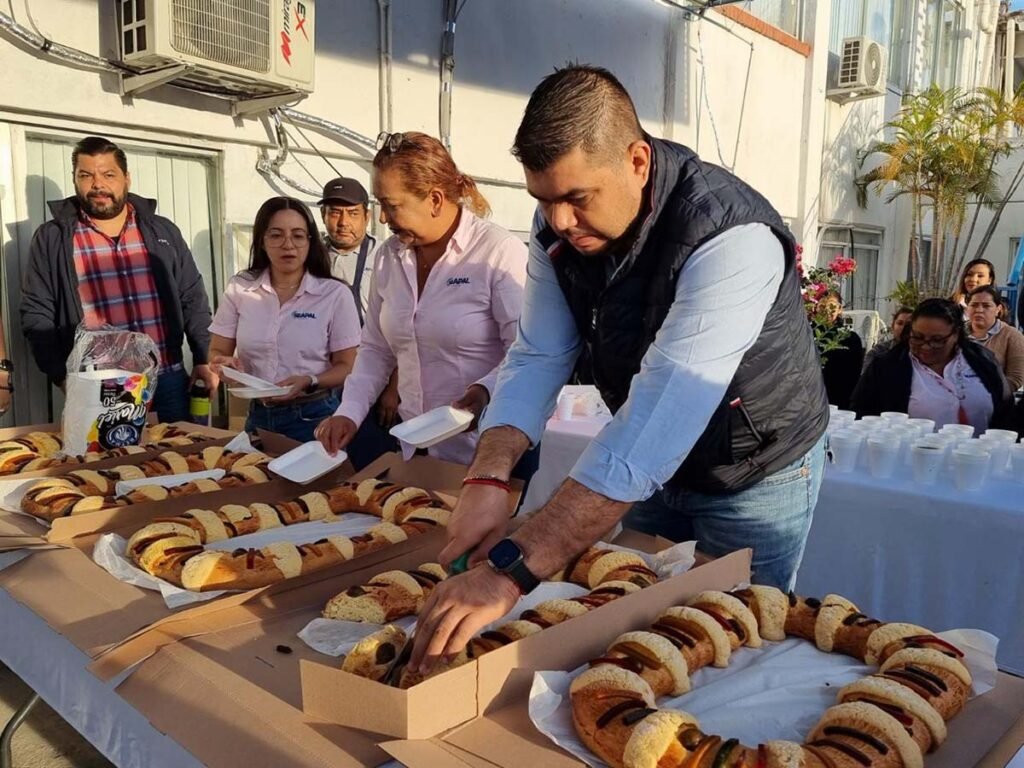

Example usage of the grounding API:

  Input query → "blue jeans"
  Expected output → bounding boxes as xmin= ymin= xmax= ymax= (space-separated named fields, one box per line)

xmin=150 ymin=366 xmax=190 ymax=423
xmin=624 ymin=434 xmax=826 ymax=591
xmin=246 ymin=394 xmax=340 ymax=444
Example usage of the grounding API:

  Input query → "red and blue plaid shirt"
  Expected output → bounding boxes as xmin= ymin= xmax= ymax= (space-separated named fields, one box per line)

xmin=73 ymin=204 xmax=173 ymax=369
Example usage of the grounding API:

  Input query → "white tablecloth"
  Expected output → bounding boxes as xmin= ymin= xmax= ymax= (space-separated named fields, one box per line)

xmin=524 ymin=415 xmax=1024 ymax=675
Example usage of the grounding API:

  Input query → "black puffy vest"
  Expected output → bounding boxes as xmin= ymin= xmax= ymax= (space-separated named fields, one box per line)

xmin=545 ymin=138 xmax=828 ymax=493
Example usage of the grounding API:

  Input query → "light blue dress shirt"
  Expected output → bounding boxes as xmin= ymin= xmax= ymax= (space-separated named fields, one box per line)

xmin=480 ymin=216 xmax=785 ymax=503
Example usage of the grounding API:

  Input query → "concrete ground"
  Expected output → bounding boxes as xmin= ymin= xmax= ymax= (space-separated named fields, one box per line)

xmin=0 ymin=664 xmax=112 ymax=768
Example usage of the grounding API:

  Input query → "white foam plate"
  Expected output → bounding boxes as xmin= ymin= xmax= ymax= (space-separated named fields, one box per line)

xmin=220 ymin=366 xmax=278 ymax=390
xmin=389 ymin=406 xmax=473 ymax=449
xmin=228 ymin=385 xmax=292 ymax=399
xmin=267 ymin=441 xmax=348 ymax=484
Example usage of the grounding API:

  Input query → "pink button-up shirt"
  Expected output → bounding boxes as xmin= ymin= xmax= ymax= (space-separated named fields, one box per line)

xmin=337 ymin=209 xmax=527 ymax=463
xmin=210 ymin=270 xmax=361 ymax=383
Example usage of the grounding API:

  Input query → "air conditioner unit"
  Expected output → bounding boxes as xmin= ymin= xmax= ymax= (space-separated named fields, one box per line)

xmin=827 ymin=37 xmax=887 ymax=102
xmin=117 ymin=0 xmax=315 ymax=98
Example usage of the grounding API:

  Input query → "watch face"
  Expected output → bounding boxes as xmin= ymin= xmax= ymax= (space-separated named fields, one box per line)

xmin=488 ymin=539 xmax=523 ymax=570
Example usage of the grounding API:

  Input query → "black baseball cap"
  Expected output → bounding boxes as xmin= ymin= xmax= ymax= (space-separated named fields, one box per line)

xmin=317 ymin=177 xmax=369 ymax=206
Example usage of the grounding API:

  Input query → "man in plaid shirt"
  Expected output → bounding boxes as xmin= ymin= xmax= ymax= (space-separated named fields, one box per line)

xmin=21 ymin=136 xmax=216 ymax=422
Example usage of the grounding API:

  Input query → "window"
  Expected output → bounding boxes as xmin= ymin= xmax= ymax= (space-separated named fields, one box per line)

xmin=888 ymin=0 xmax=914 ymax=89
xmin=739 ymin=0 xmax=804 ymax=38
xmin=819 ymin=226 xmax=882 ymax=311
xmin=920 ymin=0 xmax=963 ymax=88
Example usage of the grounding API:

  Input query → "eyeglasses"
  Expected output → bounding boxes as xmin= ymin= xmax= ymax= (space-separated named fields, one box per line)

xmin=264 ymin=231 xmax=309 ymax=247
xmin=376 ymin=131 xmax=408 ymax=153
xmin=908 ymin=331 xmax=956 ymax=349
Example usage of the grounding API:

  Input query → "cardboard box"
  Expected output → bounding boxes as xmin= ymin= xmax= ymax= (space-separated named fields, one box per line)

xmin=300 ymin=547 xmax=750 ymax=740
xmin=380 ymin=656 xmax=1024 ymax=768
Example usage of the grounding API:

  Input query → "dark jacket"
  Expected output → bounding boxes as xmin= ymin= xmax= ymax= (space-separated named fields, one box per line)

xmin=822 ymin=327 xmax=865 ymax=410
xmin=20 ymin=194 xmax=212 ymax=383
xmin=852 ymin=342 xmax=1016 ymax=429
xmin=546 ymin=137 xmax=829 ymax=494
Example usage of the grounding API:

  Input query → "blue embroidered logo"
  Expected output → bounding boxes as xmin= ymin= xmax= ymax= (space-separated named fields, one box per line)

xmin=293 ymin=311 xmax=316 ymax=319
xmin=447 ymin=277 xmax=470 ymax=286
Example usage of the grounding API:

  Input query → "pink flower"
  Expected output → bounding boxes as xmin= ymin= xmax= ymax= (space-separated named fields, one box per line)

xmin=828 ymin=256 xmax=857 ymax=276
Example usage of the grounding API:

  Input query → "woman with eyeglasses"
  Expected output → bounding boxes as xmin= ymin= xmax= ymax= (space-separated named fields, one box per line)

xmin=852 ymin=298 xmax=1015 ymax=431
xmin=207 ymin=197 xmax=361 ymax=442
xmin=966 ymin=285 xmax=1024 ymax=391
xmin=316 ymin=131 xmax=528 ymax=467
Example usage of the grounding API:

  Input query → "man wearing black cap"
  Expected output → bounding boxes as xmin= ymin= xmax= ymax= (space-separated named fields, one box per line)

xmin=319 ymin=176 xmax=399 ymax=466
xmin=319 ymin=177 xmax=376 ymax=323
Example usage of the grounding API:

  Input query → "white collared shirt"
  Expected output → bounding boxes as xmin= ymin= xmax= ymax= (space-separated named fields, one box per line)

xmin=209 ymin=270 xmax=361 ymax=383
xmin=336 ymin=209 xmax=527 ymax=463
xmin=909 ymin=349 xmax=993 ymax=430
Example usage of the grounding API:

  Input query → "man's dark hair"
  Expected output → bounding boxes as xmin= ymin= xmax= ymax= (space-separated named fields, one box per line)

xmin=72 ymin=136 xmax=128 ymax=174
xmin=512 ymin=65 xmax=644 ymax=172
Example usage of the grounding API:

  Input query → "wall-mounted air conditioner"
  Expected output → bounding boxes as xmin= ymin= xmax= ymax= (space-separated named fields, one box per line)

xmin=828 ymin=37 xmax=887 ymax=102
xmin=117 ymin=0 xmax=315 ymax=99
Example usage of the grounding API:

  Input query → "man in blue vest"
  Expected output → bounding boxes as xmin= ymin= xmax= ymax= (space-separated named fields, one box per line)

xmin=409 ymin=65 xmax=828 ymax=672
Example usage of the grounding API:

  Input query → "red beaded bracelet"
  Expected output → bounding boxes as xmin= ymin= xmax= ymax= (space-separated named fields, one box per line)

xmin=462 ymin=476 xmax=512 ymax=493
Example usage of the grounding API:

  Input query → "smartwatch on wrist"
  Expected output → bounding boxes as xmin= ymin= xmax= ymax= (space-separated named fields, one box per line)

xmin=486 ymin=538 xmax=540 ymax=595
xmin=304 ymin=373 xmax=319 ymax=394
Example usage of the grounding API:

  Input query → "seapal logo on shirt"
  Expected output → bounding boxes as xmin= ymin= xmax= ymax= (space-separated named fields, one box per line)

xmin=293 ymin=311 xmax=316 ymax=319
xmin=447 ymin=277 xmax=470 ymax=286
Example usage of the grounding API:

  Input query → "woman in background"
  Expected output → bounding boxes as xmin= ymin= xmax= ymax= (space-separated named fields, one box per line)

xmin=950 ymin=258 xmax=996 ymax=309
xmin=853 ymin=298 xmax=1014 ymax=432
xmin=966 ymin=286 xmax=1024 ymax=391
xmin=208 ymin=197 xmax=361 ymax=442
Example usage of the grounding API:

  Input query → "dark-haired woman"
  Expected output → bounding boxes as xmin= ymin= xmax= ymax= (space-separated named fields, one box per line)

xmin=950 ymin=258 xmax=996 ymax=309
xmin=966 ymin=286 xmax=1024 ymax=391
xmin=852 ymin=298 xmax=1014 ymax=432
xmin=208 ymin=197 xmax=361 ymax=442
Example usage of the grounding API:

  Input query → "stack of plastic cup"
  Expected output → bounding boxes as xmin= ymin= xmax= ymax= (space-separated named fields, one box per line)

xmin=827 ymin=409 xmax=856 ymax=436
xmin=980 ymin=429 xmax=1018 ymax=475
xmin=880 ymin=411 xmax=909 ymax=426
xmin=866 ymin=431 xmax=901 ymax=478
xmin=952 ymin=441 xmax=992 ymax=491
xmin=939 ymin=423 xmax=976 ymax=440
xmin=906 ymin=418 xmax=936 ymax=437
xmin=1010 ymin=443 xmax=1024 ymax=484
xmin=829 ymin=429 xmax=863 ymax=473
xmin=911 ymin=435 xmax=947 ymax=485
xmin=892 ymin=423 xmax=925 ymax=466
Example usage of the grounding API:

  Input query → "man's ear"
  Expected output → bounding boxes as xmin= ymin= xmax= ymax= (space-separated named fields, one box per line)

xmin=626 ymin=140 xmax=651 ymax=186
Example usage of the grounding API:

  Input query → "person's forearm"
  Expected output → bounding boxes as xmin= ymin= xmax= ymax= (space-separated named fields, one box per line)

xmin=470 ymin=426 xmax=530 ymax=480
xmin=510 ymin=478 xmax=630 ymax=579
xmin=317 ymin=361 xmax=353 ymax=389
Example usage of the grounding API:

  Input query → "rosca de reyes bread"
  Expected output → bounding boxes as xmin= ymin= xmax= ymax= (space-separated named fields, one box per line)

xmin=568 ymin=587 xmax=971 ymax=768
xmin=124 ymin=481 xmax=453 ymax=590
xmin=19 ymin=448 xmax=271 ymax=521
xmin=0 ymin=423 xmax=208 ymax=476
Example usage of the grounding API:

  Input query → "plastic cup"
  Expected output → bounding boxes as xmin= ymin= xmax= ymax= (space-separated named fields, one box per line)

xmin=939 ymin=423 xmax=976 ymax=439
xmin=981 ymin=429 xmax=1019 ymax=443
xmin=1010 ymin=444 xmax=1024 ymax=484
xmin=829 ymin=404 xmax=839 ymax=413
xmin=952 ymin=445 xmax=991 ymax=491
xmin=880 ymin=411 xmax=909 ymax=424
xmin=907 ymin=418 xmax=936 ymax=436
xmin=829 ymin=430 xmax=863 ymax=473
xmin=834 ymin=409 xmax=857 ymax=422
xmin=866 ymin=434 xmax=901 ymax=478
xmin=858 ymin=415 xmax=885 ymax=428
xmin=891 ymin=424 xmax=923 ymax=465
xmin=555 ymin=393 xmax=575 ymax=420
xmin=911 ymin=437 xmax=947 ymax=485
